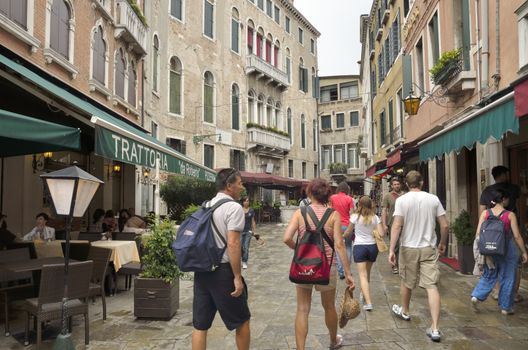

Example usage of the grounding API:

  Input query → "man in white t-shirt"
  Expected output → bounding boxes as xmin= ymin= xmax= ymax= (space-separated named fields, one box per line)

xmin=388 ymin=171 xmax=449 ymax=343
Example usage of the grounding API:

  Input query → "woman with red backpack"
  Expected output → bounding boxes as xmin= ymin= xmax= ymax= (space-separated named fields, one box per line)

xmin=471 ymin=189 xmax=528 ymax=314
xmin=283 ymin=178 xmax=355 ymax=350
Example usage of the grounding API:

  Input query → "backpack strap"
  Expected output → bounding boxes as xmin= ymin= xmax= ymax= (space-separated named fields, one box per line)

xmin=208 ymin=198 xmax=235 ymax=247
xmin=301 ymin=206 xmax=335 ymax=250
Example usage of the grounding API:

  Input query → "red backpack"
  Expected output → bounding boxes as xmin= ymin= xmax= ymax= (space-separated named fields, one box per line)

xmin=289 ymin=206 xmax=335 ymax=285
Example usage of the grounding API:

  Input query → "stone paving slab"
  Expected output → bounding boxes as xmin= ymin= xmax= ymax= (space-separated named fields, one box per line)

xmin=1 ymin=223 xmax=528 ymax=349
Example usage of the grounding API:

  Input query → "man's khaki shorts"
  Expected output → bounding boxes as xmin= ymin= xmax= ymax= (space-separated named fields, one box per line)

xmin=297 ymin=265 xmax=337 ymax=292
xmin=399 ymin=246 xmax=439 ymax=289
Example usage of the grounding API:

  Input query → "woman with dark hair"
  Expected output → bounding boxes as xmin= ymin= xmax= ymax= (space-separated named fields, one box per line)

xmin=118 ymin=209 xmax=131 ymax=232
xmin=23 ymin=212 xmax=55 ymax=241
xmin=102 ymin=210 xmax=117 ymax=233
xmin=90 ymin=208 xmax=105 ymax=232
xmin=471 ymin=189 xmax=528 ymax=315
xmin=283 ymin=178 xmax=355 ymax=350
xmin=344 ymin=196 xmax=384 ymax=311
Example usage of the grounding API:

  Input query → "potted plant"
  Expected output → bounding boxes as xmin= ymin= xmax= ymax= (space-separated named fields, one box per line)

xmin=134 ymin=218 xmax=183 ymax=319
xmin=451 ymin=210 xmax=475 ymax=274
xmin=430 ymin=48 xmax=462 ymax=86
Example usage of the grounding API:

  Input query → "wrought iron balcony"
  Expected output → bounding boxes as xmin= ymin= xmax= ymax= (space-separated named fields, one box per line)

xmin=431 ymin=53 xmax=476 ymax=94
xmin=246 ymin=54 xmax=290 ymax=89
xmin=115 ymin=0 xmax=148 ymax=55
xmin=247 ymin=126 xmax=291 ymax=156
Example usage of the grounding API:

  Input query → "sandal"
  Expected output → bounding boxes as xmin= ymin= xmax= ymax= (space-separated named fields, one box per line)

xmin=329 ymin=334 xmax=343 ymax=350
xmin=391 ymin=304 xmax=411 ymax=321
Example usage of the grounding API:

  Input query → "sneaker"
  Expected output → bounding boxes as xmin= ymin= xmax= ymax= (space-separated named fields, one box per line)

xmin=329 ymin=334 xmax=343 ymax=350
xmin=501 ymin=309 xmax=514 ymax=315
xmin=242 ymin=262 xmax=248 ymax=269
xmin=426 ymin=328 xmax=441 ymax=342
xmin=363 ymin=304 xmax=373 ymax=311
xmin=392 ymin=266 xmax=399 ymax=274
xmin=471 ymin=296 xmax=480 ymax=312
xmin=391 ymin=304 xmax=411 ymax=321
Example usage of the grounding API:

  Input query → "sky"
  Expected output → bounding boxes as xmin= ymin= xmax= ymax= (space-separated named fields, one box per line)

xmin=294 ymin=0 xmax=373 ymax=76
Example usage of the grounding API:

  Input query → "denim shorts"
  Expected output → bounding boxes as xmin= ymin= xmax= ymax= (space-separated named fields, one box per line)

xmin=193 ymin=263 xmax=251 ymax=330
xmin=353 ymin=244 xmax=379 ymax=263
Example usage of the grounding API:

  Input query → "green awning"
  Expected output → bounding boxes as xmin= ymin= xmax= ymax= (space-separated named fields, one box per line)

xmin=0 ymin=53 xmax=216 ymax=182
xmin=373 ymin=168 xmax=388 ymax=176
xmin=419 ymin=95 xmax=518 ymax=161
xmin=0 ymin=108 xmax=81 ymax=157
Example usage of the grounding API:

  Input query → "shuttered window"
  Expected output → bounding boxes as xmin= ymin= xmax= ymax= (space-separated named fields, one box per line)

xmin=378 ymin=51 xmax=384 ymax=85
xmin=388 ymin=99 xmax=394 ymax=144
xmin=380 ymin=111 xmax=386 ymax=146
xmin=350 ymin=111 xmax=359 ymax=127
xmin=230 ymin=150 xmax=245 ymax=171
xmin=287 ymin=109 xmax=292 ymax=144
xmin=300 ymin=115 xmax=306 ymax=148
xmin=171 ymin=0 xmax=182 ymax=20
xmin=169 ymin=57 xmax=182 ymax=114
xmin=115 ymin=48 xmax=126 ymax=99
xmin=128 ymin=62 xmax=137 ymax=107
xmin=429 ymin=12 xmax=439 ymax=65
xmin=392 ymin=11 xmax=400 ymax=63
xmin=204 ymin=71 xmax=214 ymax=123
xmin=299 ymin=66 xmax=308 ymax=93
xmin=92 ymin=26 xmax=106 ymax=84
xmin=247 ymin=27 xmax=253 ymax=54
xmin=204 ymin=144 xmax=214 ymax=168
xmin=321 ymin=115 xmax=331 ymax=130
xmin=204 ymin=0 xmax=214 ymax=39
xmin=231 ymin=84 xmax=240 ymax=130
xmin=166 ymin=138 xmax=186 ymax=155
xmin=50 ymin=0 xmax=70 ymax=59
xmin=336 ymin=113 xmax=345 ymax=128
xmin=231 ymin=18 xmax=239 ymax=52
xmin=385 ymin=39 xmax=391 ymax=71
xmin=0 ymin=0 xmax=27 ymax=29
xmin=153 ymin=36 xmax=159 ymax=92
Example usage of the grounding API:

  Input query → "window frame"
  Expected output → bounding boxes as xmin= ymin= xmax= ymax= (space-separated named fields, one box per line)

xmin=203 ymin=144 xmax=215 ymax=169
xmin=231 ymin=83 xmax=240 ymax=130
xmin=335 ymin=113 xmax=345 ymax=129
xmin=298 ymin=26 xmax=304 ymax=45
xmin=350 ymin=111 xmax=359 ymax=127
xmin=169 ymin=56 xmax=183 ymax=116
xmin=44 ymin=0 xmax=77 ymax=77
xmin=231 ymin=8 xmax=240 ymax=54
xmin=321 ymin=115 xmax=331 ymax=130
xmin=203 ymin=0 xmax=215 ymax=40
xmin=170 ymin=0 xmax=184 ymax=22
xmin=517 ymin=3 xmax=528 ymax=70
xmin=203 ymin=71 xmax=215 ymax=124
xmin=285 ymin=16 xmax=290 ymax=33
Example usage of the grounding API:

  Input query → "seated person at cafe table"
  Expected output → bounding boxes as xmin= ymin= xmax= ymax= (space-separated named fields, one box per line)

xmin=23 ymin=212 xmax=56 ymax=241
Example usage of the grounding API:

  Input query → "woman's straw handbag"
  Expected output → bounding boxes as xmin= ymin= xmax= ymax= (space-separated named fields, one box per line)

xmin=339 ymin=288 xmax=360 ymax=328
xmin=373 ymin=229 xmax=387 ymax=252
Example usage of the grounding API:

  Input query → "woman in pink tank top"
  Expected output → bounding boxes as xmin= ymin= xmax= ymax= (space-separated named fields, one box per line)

xmin=284 ymin=178 xmax=355 ymax=350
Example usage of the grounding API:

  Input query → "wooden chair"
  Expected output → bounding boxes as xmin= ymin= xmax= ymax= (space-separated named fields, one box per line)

xmin=20 ymin=261 xmax=93 ymax=349
xmin=0 ymin=248 xmax=34 ymax=336
xmin=87 ymin=246 xmax=112 ymax=320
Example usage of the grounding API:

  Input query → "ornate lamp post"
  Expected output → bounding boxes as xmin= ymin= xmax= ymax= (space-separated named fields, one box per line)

xmin=41 ymin=166 xmax=103 ymax=350
xmin=403 ymin=92 xmax=422 ymax=116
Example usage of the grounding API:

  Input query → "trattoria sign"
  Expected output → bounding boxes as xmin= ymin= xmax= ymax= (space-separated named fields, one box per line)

xmin=95 ymin=126 xmax=216 ymax=182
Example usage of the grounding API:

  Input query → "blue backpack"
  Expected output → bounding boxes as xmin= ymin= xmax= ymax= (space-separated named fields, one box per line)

xmin=478 ymin=209 xmax=507 ymax=256
xmin=172 ymin=198 xmax=233 ymax=272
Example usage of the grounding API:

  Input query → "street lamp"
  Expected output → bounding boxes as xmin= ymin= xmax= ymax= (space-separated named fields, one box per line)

xmin=40 ymin=166 xmax=103 ymax=350
xmin=403 ymin=92 xmax=422 ymax=116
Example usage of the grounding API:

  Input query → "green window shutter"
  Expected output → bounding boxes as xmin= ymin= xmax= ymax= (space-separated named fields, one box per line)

xmin=301 ymin=120 xmax=306 ymax=148
xmin=231 ymin=19 xmax=239 ymax=52
xmin=240 ymin=151 xmax=245 ymax=171
xmin=388 ymin=100 xmax=394 ymax=143
xmin=461 ymin=0 xmax=471 ymax=70
xmin=402 ymin=54 xmax=413 ymax=98
xmin=229 ymin=149 xmax=235 ymax=168
xmin=170 ymin=71 xmax=181 ymax=114
xmin=303 ymin=68 xmax=309 ymax=93
xmin=288 ymin=114 xmax=292 ymax=144
xmin=204 ymin=85 xmax=213 ymax=123
xmin=380 ymin=111 xmax=386 ymax=146
xmin=298 ymin=66 xmax=303 ymax=90
xmin=232 ymin=93 xmax=239 ymax=130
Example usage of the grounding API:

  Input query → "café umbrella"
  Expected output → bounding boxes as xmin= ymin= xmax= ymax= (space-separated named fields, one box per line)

xmin=40 ymin=166 xmax=103 ymax=350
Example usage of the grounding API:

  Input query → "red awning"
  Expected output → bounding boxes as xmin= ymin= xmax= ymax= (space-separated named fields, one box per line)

xmin=386 ymin=150 xmax=401 ymax=167
xmin=235 ymin=170 xmax=303 ymax=189
xmin=365 ymin=165 xmax=377 ymax=177
xmin=514 ymin=77 xmax=528 ymax=118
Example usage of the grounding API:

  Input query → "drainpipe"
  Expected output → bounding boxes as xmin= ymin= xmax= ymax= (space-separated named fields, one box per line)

xmin=492 ymin=0 xmax=501 ymax=87
xmin=475 ymin=0 xmax=482 ymax=98
xmin=141 ymin=58 xmax=145 ymax=128
xmin=481 ymin=0 xmax=489 ymax=95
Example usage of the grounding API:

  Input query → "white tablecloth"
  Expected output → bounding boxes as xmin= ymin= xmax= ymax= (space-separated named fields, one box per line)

xmin=91 ymin=240 xmax=140 ymax=271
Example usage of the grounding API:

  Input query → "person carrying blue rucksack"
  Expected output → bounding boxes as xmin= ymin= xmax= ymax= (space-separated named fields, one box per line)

xmin=471 ymin=189 xmax=527 ymax=315
xmin=191 ymin=168 xmax=250 ymax=350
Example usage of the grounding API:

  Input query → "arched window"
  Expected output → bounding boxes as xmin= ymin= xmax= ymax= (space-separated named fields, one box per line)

xmin=312 ymin=119 xmax=317 ymax=151
xmin=231 ymin=8 xmax=239 ymax=53
xmin=50 ymin=0 xmax=70 ymax=58
xmin=256 ymin=28 xmax=264 ymax=58
xmin=266 ymin=97 xmax=274 ymax=127
xmin=300 ymin=114 xmax=306 ymax=148
xmin=257 ymin=94 xmax=265 ymax=125
xmin=92 ymin=26 xmax=106 ymax=84
xmin=128 ymin=60 xmax=137 ymax=107
xmin=115 ymin=48 xmax=126 ymax=99
xmin=273 ymin=40 xmax=280 ymax=68
xmin=285 ymin=48 xmax=291 ymax=83
xmin=232 ymin=83 xmax=240 ymax=130
xmin=299 ymin=57 xmax=308 ymax=92
xmin=287 ymin=108 xmax=292 ymax=144
xmin=275 ymin=102 xmax=282 ymax=130
xmin=203 ymin=71 xmax=214 ymax=123
xmin=311 ymin=67 xmax=317 ymax=98
xmin=265 ymin=34 xmax=273 ymax=63
xmin=169 ymin=56 xmax=182 ymax=114
xmin=152 ymin=35 xmax=160 ymax=92
xmin=248 ymin=90 xmax=256 ymax=123
xmin=247 ymin=20 xmax=255 ymax=54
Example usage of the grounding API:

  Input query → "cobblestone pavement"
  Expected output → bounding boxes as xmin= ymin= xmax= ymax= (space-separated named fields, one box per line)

xmin=1 ymin=223 xmax=528 ymax=349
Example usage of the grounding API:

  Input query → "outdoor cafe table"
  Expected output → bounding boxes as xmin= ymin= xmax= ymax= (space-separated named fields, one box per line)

xmin=91 ymin=240 xmax=140 ymax=272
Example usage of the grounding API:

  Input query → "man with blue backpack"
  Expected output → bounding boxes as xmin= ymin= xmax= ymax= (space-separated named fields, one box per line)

xmin=187 ymin=168 xmax=250 ymax=350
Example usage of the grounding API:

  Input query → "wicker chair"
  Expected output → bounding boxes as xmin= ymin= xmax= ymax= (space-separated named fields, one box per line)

xmin=114 ymin=233 xmax=142 ymax=292
xmin=87 ymin=246 xmax=112 ymax=320
xmin=61 ymin=241 xmax=91 ymax=261
xmin=20 ymin=261 xmax=93 ymax=349
xmin=0 ymin=248 xmax=34 ymax=336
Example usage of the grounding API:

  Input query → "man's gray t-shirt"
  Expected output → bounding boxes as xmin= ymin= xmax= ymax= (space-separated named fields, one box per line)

xmin=210 ymin=193 xmax=245 ymax=263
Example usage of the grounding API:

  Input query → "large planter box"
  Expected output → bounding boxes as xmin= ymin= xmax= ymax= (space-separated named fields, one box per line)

xmin=281 ymin=206 xmax=298 ymax=224
xmin=457 ymin=244 xmax=475 ymax=275
xmin=134 ymin=277 xmax=179 ymax=319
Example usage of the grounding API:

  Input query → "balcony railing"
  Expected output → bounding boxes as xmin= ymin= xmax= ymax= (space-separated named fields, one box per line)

xmin=432 ymin=55 xmax=463 ymax=86
xmin=115 ymin=0 xmax=148 ymax=55
xmin=247 ymin=126 xmax=291 ymax=154
xmin=246 ymin=54 xmax=290 ymax=89
xmin=431 ymin=52 xmax=476 ymax=94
